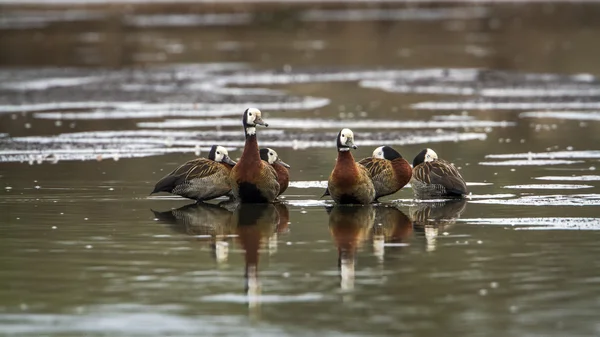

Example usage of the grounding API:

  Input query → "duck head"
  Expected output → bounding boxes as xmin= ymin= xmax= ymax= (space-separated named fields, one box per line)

xmin=208 ymin=145 xmax=237 ymax=166
xmin=243 ymin=108 xmax=268 ymax=137
xmin=372 ymin=146 xmax=402 ymax=160
xmin=336 ymin=128 xmax=357 ymax=152
xmin=259 ymin=148 xmax=291 ymax=168
xmin=412 ymin=148 xmax=438 ymax=167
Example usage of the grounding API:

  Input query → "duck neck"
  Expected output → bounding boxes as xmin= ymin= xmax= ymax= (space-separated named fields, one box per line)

xmin=336 ymin=149 xmax=355 ymax=165
xmin=245 ymin=126 xmax=256 ymax=137
xmin=242 ymin=132 xmax=260 ymax=162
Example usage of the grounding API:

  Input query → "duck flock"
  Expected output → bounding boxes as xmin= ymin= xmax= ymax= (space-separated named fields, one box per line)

xmin=151 ymin=108 xmax=468 ymax=204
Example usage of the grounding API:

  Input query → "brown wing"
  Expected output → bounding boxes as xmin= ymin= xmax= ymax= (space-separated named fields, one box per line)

xmin=357 ymin=162 xmax=374 ymax=181
xmin=258 ymin=162 xmax=281 ymax=200
xmin=412 ymin=163 xmax=432 ymax=185
xmin=173 ymin=158 xmax=223 ymax=180
xmin=358 ymin=157 xmax=388 ymax=180
xmin=427 ymin=160 xmax=468 ymax=195
xmin=359 ymin=157 xmax=396 ymax=191
xmin=152 ymin=158 xmax=222 ymax=194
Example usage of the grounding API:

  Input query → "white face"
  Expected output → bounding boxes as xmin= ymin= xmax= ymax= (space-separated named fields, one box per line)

xmin=214 ymin=146 xmax=229 ymax=162
xmin=245 ymin=108 xmax=262 ymax=125
xmin=339 ymin=128 xmax=355 ymax=147
xmin=266 ymin=148 xmax=278 ymax=164
xmin=372 ymin=146 xmax=385 ymax=159
xmin=424 ymin=148 xmax=438 ymax=162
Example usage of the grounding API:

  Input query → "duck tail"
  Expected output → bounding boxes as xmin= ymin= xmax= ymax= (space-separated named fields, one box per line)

xmin=151 ymin=175 xmax=178 ymax=195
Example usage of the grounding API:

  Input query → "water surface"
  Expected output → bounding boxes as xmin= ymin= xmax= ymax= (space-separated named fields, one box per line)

xmin=1 ymin=2 xmax=600 ymax=336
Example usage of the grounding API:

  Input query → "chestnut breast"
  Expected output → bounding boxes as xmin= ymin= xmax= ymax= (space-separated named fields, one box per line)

xmin=391 ymin=158 xmax=413 ymax=189
xmin=272 ymin=163 xmax=289 ymax=195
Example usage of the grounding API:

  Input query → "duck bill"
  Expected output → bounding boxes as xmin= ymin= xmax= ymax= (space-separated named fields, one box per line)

xmin=223 ymin=155 xmax=237 ymax=166
xmin=276 ymin=158 xmax=291 ymax=168
xmin=254 ymin=116 xmax=268 ymax=127
xmin=346 ymin=139 xmax=357 ymax=149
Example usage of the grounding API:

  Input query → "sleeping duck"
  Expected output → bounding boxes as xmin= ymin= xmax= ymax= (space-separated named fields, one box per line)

xmin=151 ymin=145 xmax=236 ymax=202
xmin=411 ymin=148 xmax=467 ymax=199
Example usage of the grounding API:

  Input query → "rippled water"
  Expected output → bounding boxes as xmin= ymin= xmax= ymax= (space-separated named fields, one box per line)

xmin=2 ymin=2 xmax=600 ymax=336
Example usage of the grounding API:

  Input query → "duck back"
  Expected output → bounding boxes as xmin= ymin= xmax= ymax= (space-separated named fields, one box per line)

xmin=411 ymin=159 xmax=467 ymax=198
xmin=152 ymin=158 xmax=233 ymax=201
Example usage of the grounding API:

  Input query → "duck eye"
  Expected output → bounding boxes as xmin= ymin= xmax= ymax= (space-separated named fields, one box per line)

xmin=249 ymin=113 xmax=253 ymax=116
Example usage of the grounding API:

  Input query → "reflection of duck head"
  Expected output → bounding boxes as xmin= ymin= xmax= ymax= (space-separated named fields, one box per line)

xmin=327 ymin=205 xmax=375 ymax=290
xmin=232 ymin=203 xmax=279 ymax=307
xmin=151 ymin=202 xmax=234 ymax=262
xmin=409 ymin=199 xmax=467 ymax=252
xmin=370 ymin=205 xmax=413 ymax=261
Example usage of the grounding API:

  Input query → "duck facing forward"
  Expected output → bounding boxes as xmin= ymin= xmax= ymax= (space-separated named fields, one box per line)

xmin=411 ymin=148 xmax=467 ymax=199
xmin=259 ymin=148 xmax=290 ymax=196
xmin=358 ymin=146 xmax=412 ymax=200
xmin=325 ymin=128 xmax=375 ymax=205
xmin=151 ymin=145 xmax=236 ymax=201
xmin=230 ymin=108 xmax=280 ymax=203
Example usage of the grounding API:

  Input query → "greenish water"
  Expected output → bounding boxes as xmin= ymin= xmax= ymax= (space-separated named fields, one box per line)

xmin=1 ymin=2 xmax=600 ymax=336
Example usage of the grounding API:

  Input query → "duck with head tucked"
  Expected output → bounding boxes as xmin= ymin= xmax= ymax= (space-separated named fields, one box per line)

xmin=151 ymin=145 xmax=236 ymax=202
xmin=411 ymin=148 xmax=468 ymax=199
xmin=325 ymin=128 xmax=376 ymax=205
xmin=260 ymin=148 xmax=290 ymax=196
xmin=230 ymin=108 xmax=280 ymax=203
xmin=358 ymin=146 xmax=412 ymax=200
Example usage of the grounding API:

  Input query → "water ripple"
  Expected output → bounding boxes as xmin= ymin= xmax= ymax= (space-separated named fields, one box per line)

xmin=136 ymin=118 xmax=512 ymax=130
xmin=0 ymin=129 xmax=486 ymax=163
xmin=535 ymin=175 xmax=600 ymax=181
xmin=486 ymin=150 xmax=600 ymax=160
xmin=479 ymin=159 xmax=584 ymax=166
xmin=469 ymin=194 xmax=600 ymax=206
xmin=520 ymin=111 xmax=600 ymax=121
xmin=459 ymin=217 xmax=600 ymax=230
xmin=301 ymin=7 xmax=490 ymax=22
xmin=503 ymin=184 xmax=594 ymax=190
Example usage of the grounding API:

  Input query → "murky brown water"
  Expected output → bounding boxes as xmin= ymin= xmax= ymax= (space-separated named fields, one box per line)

xmin=2 ymin=2 xmax=600 ymax=336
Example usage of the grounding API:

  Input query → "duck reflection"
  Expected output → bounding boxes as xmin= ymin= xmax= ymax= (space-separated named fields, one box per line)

xmin=409 ymin=199 xmax=467 ymax=252
xmin=153 ymin=202 xmax=285 ymax=311
xmin=151 ymin=202 xmax=235 ymax=263
xmin=232 ymin=203 xmax=280 ymax=309
xmin=370 ymin=205 xmax=413 ymax=262
xmin=327 ymin=205 xmax=375 ymax=290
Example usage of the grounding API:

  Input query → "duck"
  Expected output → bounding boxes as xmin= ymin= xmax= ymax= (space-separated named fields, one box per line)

xmin=358 ymin=146 xmax=412 ymax=200
xmin=411 ymin=148 xmax=468 ymax=199
xmin=324 ymin=128 xmax=376 ymax=205
xmin=151 ymin=145 xmax=236 ymax=201
xmin=229 ymin=108 xmax=280 ymax=203
xmin=259 ymin=148 xmax=290 ymax=196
